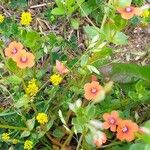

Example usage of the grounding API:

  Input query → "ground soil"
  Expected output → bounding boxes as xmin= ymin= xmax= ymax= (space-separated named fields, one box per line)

xmin=112 ymin=25 xmax=150 ymax=65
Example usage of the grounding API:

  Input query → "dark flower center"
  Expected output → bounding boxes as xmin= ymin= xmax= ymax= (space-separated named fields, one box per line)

xmin=108 ymin=117 xmax=116 ymax=125
xmin=122 ymin=126 xmax=128 ymax=133
xmin=20 ymin=57 xmax=28 ymax=63
xmin=91 ymin=88 xmax=97 ymax=94
xmin=125 ymin=7 xmax=133 ymax=13
xmin=12 ymin=48 xmax=18 ymax=54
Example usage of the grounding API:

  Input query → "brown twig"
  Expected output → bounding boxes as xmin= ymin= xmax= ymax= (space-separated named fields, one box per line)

xmin=30 ymin=3 xmax=51 ymax=9
xmin=46 ymin=133 xmax=63 ymax=147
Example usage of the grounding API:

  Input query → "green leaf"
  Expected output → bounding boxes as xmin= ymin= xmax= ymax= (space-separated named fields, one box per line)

xmin=58 ymin=110 xmax=66 ymax=125
xmin=129 ymin=143 xmax=150 ymax=150
xmin=91 ymin=42 xmax=107 ymax=52
xmin=72 ymin=118 xmax=84 ymax=133
xmin=46 ymin=120 xmax=53 ymax=131
xmin=55 ymin=0 xmax=65 ymax=8
xmin=53 ymin=128 xmax=65 ymax=139
xmin=100 ymin=63 xmax=150 ymax=83
xmin=80 ymin=2 xmax=94 ymax=17
xmin=20 ymin=130 xmax=30 ymax=138
xmin=144 ymin=121 xmax=150 ymax=129
xmin=51 ymin=7 xmax=66 ymax=15
xmin=5 ymin=75 xmax=22 ymax=85
xmin=26 ymin=117 xmax=35 ymax=131
xmin=89 ymin=48 xmax=112 ymax=65
xmin=10 ymin=0 xmax=27 ymax=9
xmin=80 ymin=55 xmax=89 ymax=67
xmin=84 ymin=25 xmax=99 ymax=39
xmin=71 ymin=18 xmax=79 ymax=30
xmin=6 ymin=59 xmax=20 ymax=74
xmin=112 ymin=32 xmax=128 ymax=45
xmin=85 ymin=104 xmax=96 ymax=120
xmin=85 ymin=132 xmax=94 ymax=146
xmin=22 ymin=30 xmax=42 ymax=51
xmin=14 ymin=95 xmax=29 ymax=108
xmin=118 ymin=0 xmax=132 ymax=7
xmin=87 ymin=65 xmax=100 ymax=75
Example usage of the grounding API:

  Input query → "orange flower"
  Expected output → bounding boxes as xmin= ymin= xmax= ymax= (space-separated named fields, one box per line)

xmin=4 ymin=41 xmax=23 ymax=59
xmin=116 ymin=120 xmax=138 ymax=142
xmin=56 ymin=60 xmax=69 ymax=75
xmin=13 ymin=51 xmax=35 ymax=69
xmin=84 ymin=81 xmax=105 ymax=102
xmin=103 ymin=111 xmax=120 ymax=132
xmin=117 ymin=6 xmax=142 ymax=20
xmin=93 ymin=131 xmax=107 ymax=147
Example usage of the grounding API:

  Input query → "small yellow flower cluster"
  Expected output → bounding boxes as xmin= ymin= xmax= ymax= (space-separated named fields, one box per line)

xmin=50 ymin=74 xmax=63 ymax=86
xmin=12 ymin=138 xmax=19 ymax=144
xmin=1 ymin=133 xmax=19 ymax=144
xmin=1 ymin=133 xmax=10 ymax=141
xmin=26 ymin=79 xmax=39 ymax=96
xmin=141 ymin=10 xmax=150 ymax=18
xmin=0 ymin=14 xmax=5 ymax=23
xmin=21 ymin=12 xmax=32 ymax=26
xmin=24 ymin=140 xmax=33 ymax=150
xmin=36 ymin=113 xmax=48 ymax=124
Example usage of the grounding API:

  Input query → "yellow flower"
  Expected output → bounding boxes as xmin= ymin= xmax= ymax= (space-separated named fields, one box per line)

xmin=1 ymin=133 xmax=10 ymax=141
xmin=25 ymin=79 xmax=39 ymax=96
xmin=12 ymin=139 xmax=19 ymax=144
xmin=141 ymin=10 xmax=150 ymax=18
xmin=50 ymin=74 xmax=63 ymax=86
xmin=36 ymin=113 xmax=48 ymax=124
xmin=24 ymin=140 xmax=33 ymax=150
xmin=21 ymin=12 xmax=32 ymax=26
xmin=0 ymin=14 xmax=4 ymax=23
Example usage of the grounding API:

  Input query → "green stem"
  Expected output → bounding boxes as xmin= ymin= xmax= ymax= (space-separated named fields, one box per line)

xmin=75 ymin=0 xmax=100 ymax=33
xmin=100 ymin=0 xmax=113 ymax=30
xmin=31 ymin=102 xmax=38 ymax=114
xmin=76 ymin=133 xmax=84 ymax=150
xmin=101 ymin=141 xmax=122 ymax=148
xmin=61 ymin=131 xmax=73 ymax=149
xmin=0 ymin=124 xmax=28 ymax=131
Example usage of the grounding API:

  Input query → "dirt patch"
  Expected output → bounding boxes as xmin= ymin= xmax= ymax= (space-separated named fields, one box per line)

xmin=111 ymin=25 xmax=150 ymax=65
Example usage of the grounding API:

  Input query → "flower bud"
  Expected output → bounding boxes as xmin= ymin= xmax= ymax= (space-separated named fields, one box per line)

xmin=104 ymin=81 xmax=113 ymax=93
xmin=89 ymin=119 xmax=103 ymax=130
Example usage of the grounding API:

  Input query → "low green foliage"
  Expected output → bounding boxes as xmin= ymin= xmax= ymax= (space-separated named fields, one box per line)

xmin=0 ymin=0 xmax=150 ymax=150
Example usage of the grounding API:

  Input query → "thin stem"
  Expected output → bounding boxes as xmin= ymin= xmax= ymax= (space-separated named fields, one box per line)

xmin=101 ymin=141 xmax=122 ymax=148
xmin=100 ymin=0 xmax=113 ymax=30
xmin=76 ymin=133 xmax=83 ymax=150
xmin=31 ymin=102 xmax=38 ymax=114
xmin=0 ymin=124 xmax=28 ymax=131
xmin=75 ymin=0 xmax=100 ymax=33
xmin=61 ymin=131 xmax=73 ymax=149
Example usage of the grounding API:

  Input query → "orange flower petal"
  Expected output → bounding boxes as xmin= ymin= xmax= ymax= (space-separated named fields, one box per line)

xmin=103 ymin=122 xmax=110 ymax=129
xmin=126 ymin=133 xmax=135 ymax=142
xmin=84 ymin=83 xmax=91 ymax=91
xmin=84 ymin=81 xmax=104 ymax=101
xmin=116 ymin=132 xmax=124 ymax=141
xmin=116 ymin=120 xmax=138 ymax=142
xmin=56 ymin=60 xmax=69 ymax=74
xmin=110 ymin=125 xmax=117 ymax=132
xmin=103 ymin=113 xmax=110 ymax=120
xmin=111 ymin=111 xmax=119 ymax=118
xmin=134 ymin=8 xmax=142 ymax=15
xmin=117 ymin=8 xmax=125 ymax=14
xmin=4 ymin=41 xmax=24 ymax=59
xmin=14 ymin=51 xmax=35 ymax=69
xmin=121 ymin=12 xmax=134 ymax=19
